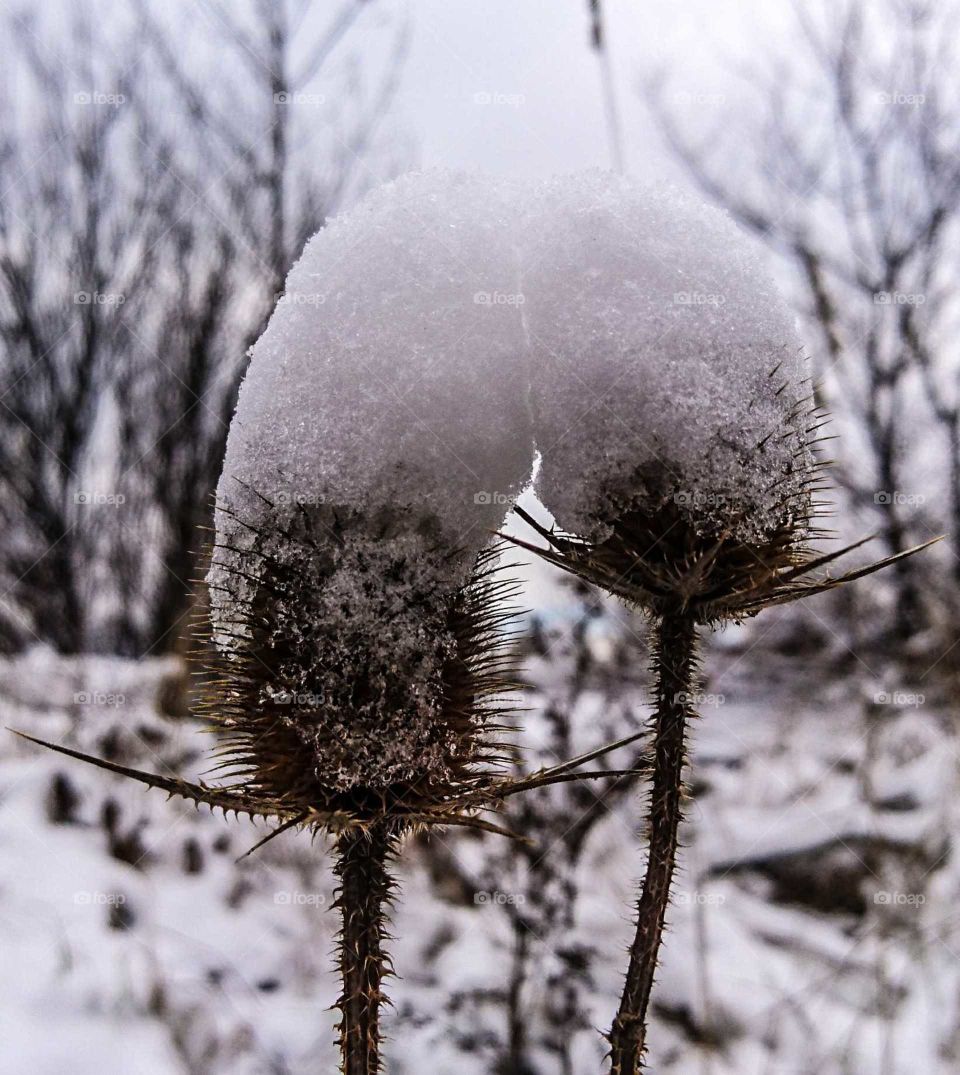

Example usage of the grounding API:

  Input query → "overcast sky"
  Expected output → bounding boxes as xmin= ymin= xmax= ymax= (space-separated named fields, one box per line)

xmin=380 ymin=0 xmax=792 ymax=179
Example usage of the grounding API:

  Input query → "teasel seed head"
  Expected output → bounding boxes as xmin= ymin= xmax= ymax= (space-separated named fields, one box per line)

xmin=511 ymin=371 xmax=937 ymax=625
xmin=14 ymin=497 xmax=647 ymax=852
xmin=201 ymin=498 xmax=523 ymax=828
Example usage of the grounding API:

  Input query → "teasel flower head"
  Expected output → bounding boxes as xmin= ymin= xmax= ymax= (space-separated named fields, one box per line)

xmin=13 ymin=497 xmax=644 ymax=841
xmin=200 ymin=501 xmax=531 ymax=838
xmin=498 ymin=171 xmax=938 ymax=1075
xmin=510 ymin=375 xmax=906 ymax=628
xmin=509 ymin=172 xmax=935 ymax=624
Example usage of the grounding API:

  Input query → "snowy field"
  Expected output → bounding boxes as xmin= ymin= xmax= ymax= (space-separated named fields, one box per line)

xmin=2 ymin=572 xmax=954 ymax=1075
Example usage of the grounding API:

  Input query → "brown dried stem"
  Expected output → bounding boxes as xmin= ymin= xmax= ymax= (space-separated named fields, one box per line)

xmin=608 ymin=608 xmax=698 ymax=1074
xmin=334 ymin=822 xmax=397 ymax=1075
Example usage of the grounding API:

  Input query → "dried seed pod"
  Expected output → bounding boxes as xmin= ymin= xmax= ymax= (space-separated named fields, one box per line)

xmin=203 ymin=508 xmax=525 ymax=829
xmin=513 ymin=173 xmax=934 ymax=624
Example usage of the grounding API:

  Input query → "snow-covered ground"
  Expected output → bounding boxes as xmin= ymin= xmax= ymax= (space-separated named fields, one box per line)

xmin=1 ymin=588 xmax=957 ymax=1074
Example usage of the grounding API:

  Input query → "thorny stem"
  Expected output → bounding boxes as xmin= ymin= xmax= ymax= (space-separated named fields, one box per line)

xmin=335 ymin=823 xmax=396 ymax=1075
xmin=609 ymin=609 xmax=698 ymax=1074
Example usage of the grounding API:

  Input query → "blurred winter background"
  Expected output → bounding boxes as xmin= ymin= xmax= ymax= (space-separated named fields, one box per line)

xmin=2 ymin=1 xmax=960 ymax=1072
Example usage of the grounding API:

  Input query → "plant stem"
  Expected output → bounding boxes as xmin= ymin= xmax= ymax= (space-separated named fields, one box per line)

xmin=334 ymin=822 xmax=395 ymax=1075
xmin=609 ymin=609 xmax=698 ymax=1074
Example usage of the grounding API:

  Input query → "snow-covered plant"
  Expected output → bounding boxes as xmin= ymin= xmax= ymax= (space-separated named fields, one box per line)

xmin=16 ymin=165 xmax=929 ymax=1074
xmin=14 ymin=172 xmax=646 ymax=1075
xmin=505 ymin=172 xmax=936 ymax=1074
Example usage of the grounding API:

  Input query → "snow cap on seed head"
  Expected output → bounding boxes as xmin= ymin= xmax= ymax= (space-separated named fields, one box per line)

xmin=200 ymin=170 xmax=537 ymax=828
xmin=211 ymin=168 xmax=535 ymax=620
xmin=525 ymin=171 xmax=813 ymax=548
xmin=508 ymin=172 xmax=825 ymax=624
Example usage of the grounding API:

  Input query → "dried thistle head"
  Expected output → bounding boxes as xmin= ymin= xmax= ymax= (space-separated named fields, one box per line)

xmin=503 ymin=173 xmax=939 ymax=624
xmin=202 ymin=500 xmax=522 ymax=830
xmin=15 ymin=498 xmax=644 ymax=853
xmin=512 ymin=372 xmax=935 ymax=625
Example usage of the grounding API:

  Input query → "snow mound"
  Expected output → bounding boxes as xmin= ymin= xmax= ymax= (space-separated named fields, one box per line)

xmin=215 ymin=169 xmax=534 ymax=566
xmin=210 ymin=170 xmax=810 ymax=634
xmin=524 ymin=171 xmax=810 ymax=542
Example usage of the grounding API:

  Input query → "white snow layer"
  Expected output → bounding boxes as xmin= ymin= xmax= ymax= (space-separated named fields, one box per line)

xmin=3 ymin=628 xmax=954 ymax=1075
xmin=211 ymin=169 xmax=808 ymax=624
xmin=214 ymin=171 xmax=535 ymax=576
xmin=525 ymin=172 xmax=809 ymax=542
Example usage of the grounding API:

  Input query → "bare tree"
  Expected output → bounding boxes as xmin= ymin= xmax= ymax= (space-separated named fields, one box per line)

xmin=132 ymin=0 xmax=408 ymax=305
xmin=645 ymin=0 xmax=960 ymax=635
xmin=0 ymin=8 xmax=174 ymax=652
xmin=0 ymin=0 xmax=408 ymax=656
